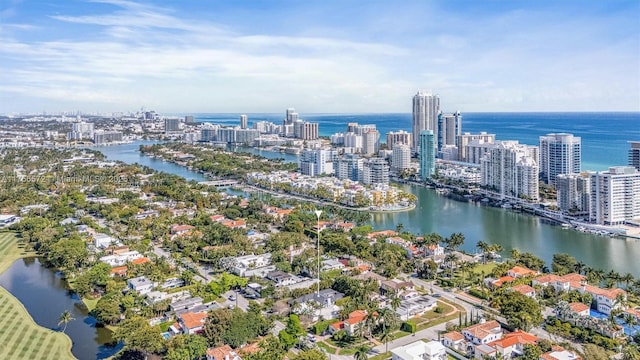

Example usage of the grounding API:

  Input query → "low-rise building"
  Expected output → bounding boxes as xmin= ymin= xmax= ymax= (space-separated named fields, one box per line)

xmin=170 ymin=297 xmax=204 ymax=313
xmin=462 ymin=320 xmax=502 ymax=345
xmin=442 ymin=331 xmax=465 ymax=352
xmin=177 ymin=311 xmax=207 ymax=335
xmin=540 ymin=346 xmax=582 ymax=360
xmin=266 ymin=270 xmax=301 ymax=287
xmin=391 ymin=340 xmax=446 ymax=360
xmin=127 ymin=276 xmax=155 ymax=295
xmin=511 ymin=284 xmax=536 ymax=298
xmin=291 ymin=289 xmax=344 ymax=321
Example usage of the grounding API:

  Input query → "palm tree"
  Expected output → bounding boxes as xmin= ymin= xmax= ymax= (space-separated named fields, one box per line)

xmin=445 ymin=253 xmax=458 ymax=279
xmin=476 ymin=241 xmax=488 ymax=263
xmin=58 ymin=310 xmax=75 ymax=333
xmin=354 ymin=344 xmax=370 ymax=360
xmin=510 ymin=248 xmax=520 ymax=263
xmin=621 ymin=273 xmax=635 ymax=289
xmin=380 ymin=328 xmax=394 ymax=353
xmin=390 ymin=295 xmax=401 ymax=312
xmin=574 ymin=261 xmax=586 ymax=275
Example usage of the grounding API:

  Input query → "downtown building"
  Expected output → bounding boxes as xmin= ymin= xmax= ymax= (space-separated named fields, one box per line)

xmin=457 ymin=132 xmax=496 ymax=164
xmin=412 ymin=91 xmax=440 ymax=153
xmin=437 ymin=111 xmax=462 ymax=153
xmin=93 ymin=130 xmax=123 ymax=145
xmin=67 ymin=121 xmax=94 ymax=140
xmin=164 ymin=118 xmax=181 ymax=133
xmin=480 ymin=141 xmax=539 ymax=202
xmin=386 ymin=130 xmax=412 ymax=150
xmin=335 ymin=154 xmax=364 ymax=182
xmin=589 ymin=166 xmax=640 ymax=225
xmin=299 ymin=148 xmax=338 ymax=176
xmin=293 ymin=120 xmax=319 ymax=140
xmin=240 ymin=114 xmax=248 ymax=129
xmin=630 ymin=141 xmax=640 ymax=170
xmin=419 ymin=130 xmax=436 ymax=180
xmin=391 ymin=144 xmax=411 ymax=172
xmin=539 ymin=133 xmax=581 ymax=186
xmin=362 ymin=129 xmax=380 ymax=156
xmin=556 ymin=173 xmax=591 ymax=214
xmin=362 ymin=158 xmax=390 ymax=185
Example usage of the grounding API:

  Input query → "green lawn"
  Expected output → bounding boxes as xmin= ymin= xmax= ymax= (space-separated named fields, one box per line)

xmin=0 ymin=232 xmax=76 ymax=360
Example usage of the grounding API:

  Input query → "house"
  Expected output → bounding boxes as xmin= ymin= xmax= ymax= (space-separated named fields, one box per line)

xmin=161 ymin=278 xmax=185 ymax=289
xmin=462 ymin=320 xmax=502 ymax=345
xmin=177 ymin=311 xmax=207 ymax=334
xmin=568 ymin=302 xmax=590 ymax=317
xmin=491 ymin=276 xmax=515 ymax=288
xmin=93 ymin=233 xmax=118 ymax=249
xmin=507 ymin=266 xmax=539 ymax=278
xmin=0 ymin=214 xmax=18 ymax=226
xmin=110 ymin=266 xmax=127 ymax=277
xmin=332 ymin=222 xmax=355 ymax=232
xmin=131 ymin=257 xmax=151 ymax=266
xmin=532 ymin=273 xmax=585 ymax=292
xmin=266 ymin=270 xmax=301 ymax=287
xmin=59 ymin=217 xmax=79 ymax=226
xmin=229 ymin=253 xmax=275 ymax=277
xmin=170 ymin=224 xmax=195 ymax=235
xmin=425 ymin=244 xmax=444 ymax=257
xmin=170 ymin=297 xmax=204 ymax=312
xmin=127 ymin=276 xmax=155 ymax=295
xmin=291 ymin=289 xmax=344 ymax=321
xmin=367 ymin=230 xmax=398 ymax=241
xmin=624 ymin=307 xmax=640 ymax=322
xmin=540 ymin=346 xmax=582 ymax=360
xmin=321 ymin=258 xmax=345 ymax=272
xmin=210 ymin=214 xmax=225 ymax=222
xmin=329 ymin=310 xmax=370 ymax=336
xmin=206 ymin=345 xmax=242 ymax=360
xmin=381 ymin=278 xmax=414 ymax=295
xmin=473 ymin=344 xmax=497 ymax=359
xmin=396 ymin=295 xmax=438 ymax=321
xmin=442 ymin=331 xmax=465 ymax=351
xmin=99 ymin=250 xmax=143 ymax=267
xmin=487 ymin=330 xmax=538 ymax=358
xmin=511 ymin=284 xmax=536 ymax=297
xmin=391 ymin=340 xmax=446 ymax=360
xmin=221 ymin=219 xmax=247 ymax=229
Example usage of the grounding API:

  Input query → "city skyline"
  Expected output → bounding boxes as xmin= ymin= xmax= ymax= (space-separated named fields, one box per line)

xmin=1 ymin=0 xmax=639 ymax=113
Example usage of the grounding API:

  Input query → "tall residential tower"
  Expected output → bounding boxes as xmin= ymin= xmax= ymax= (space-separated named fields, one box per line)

xmin=419 ymin=130 xmax=435 ymax=180
xmin=539 ymin=133 xmax=581 ymax=186
xmin=412 ymin=91 xmax=440 ymax=153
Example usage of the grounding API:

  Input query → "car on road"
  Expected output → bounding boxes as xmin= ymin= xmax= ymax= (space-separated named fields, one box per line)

xmin=228 ymin=304 xmax=235 ymax=309
xmin=432 ymin=293 xmax=441 ymax=298
xmin=229 ymin=295 xmax=235 ymax=301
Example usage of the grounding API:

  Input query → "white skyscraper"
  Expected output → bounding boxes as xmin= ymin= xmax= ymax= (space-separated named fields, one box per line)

xmin=240 ymin=114 xmax=248 ymax=129
xmin=362 ymin=129 xmax=380 ymax=156
xmin=539 ymin=133 xmax=581 ymax=186
xmin=386 ymin=130 xmax=412 ymax=150
xmin=480 ymin=141 xmax=539 ymax=202
xmin=557 ymin=173 xmax=591 ymax=214
xmin=589 ymin=166 xmax=640 ymax=225
xmin=391 ymin=144 xmax=411 ymax=172
xmin=437 ymin=111 xmax=462 ymax=152
xmin=412 ymin=91 xmax=440 ymax=152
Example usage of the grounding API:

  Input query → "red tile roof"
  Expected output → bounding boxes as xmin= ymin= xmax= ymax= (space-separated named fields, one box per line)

xmin=179 ymin=312 xmax=207 ymax=330
xmin=511 ymin=284 xmax=536 ymax=295
xmin=489 ymin=330 xmax=537 ymax=348
xmin=568 ymin=302 xmax=590 ymax=313
xmin=443 ymin=331 xmax=464 ymax=341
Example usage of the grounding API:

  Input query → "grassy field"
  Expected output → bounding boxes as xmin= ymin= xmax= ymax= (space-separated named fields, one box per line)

xmin=0 ymin=232 xmax=76 ymax=360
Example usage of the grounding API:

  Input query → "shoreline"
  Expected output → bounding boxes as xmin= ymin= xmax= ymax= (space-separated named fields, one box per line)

xmin=0 ymin=233 xmax=75 ymax=360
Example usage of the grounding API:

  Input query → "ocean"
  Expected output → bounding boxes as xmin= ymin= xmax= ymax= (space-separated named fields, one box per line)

xmin=193 ymin=112 xmax=640 ymax=171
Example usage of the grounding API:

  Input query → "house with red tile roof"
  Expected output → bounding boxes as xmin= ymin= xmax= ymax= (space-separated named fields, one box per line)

xmin=110 ymin=266 xmax=127 ymax=277
xmin=511 ymin=284 xmax=536 ymax=297
xmin=210 ymin=214 xmax=225 ymax=222
xmin=488 ymin=330 xmax=538 ymax=358
xmin=461 ymin=320 xmax=502 ymax=345
xmin=568 ymin=302 xmax=590 ymax=317
xmin=328 ymin=310 xmax=371 ymax=337
xmin=492 ymin=276 xmax=515 ymax=288
xmin=221 ymin=219 xmax=247 ymax=229
xmin=442 ymin=331 xmax=465 ymax=352
xmin=507 ymin=266 xmax=539 ymax=278
xmin=366 ymin=230 xmax=397 ymax=240
xmin=170 ymin=224 xmax=195 ymax=235
xmin=206 ymin=345 xmax=241 ymax=360
xmin=178 ymin=311 xmax=207 ymax=335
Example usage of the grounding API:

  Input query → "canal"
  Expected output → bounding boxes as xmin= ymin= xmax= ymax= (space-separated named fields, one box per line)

xmin=0 ymin=258 xmax=121 ymax=359
xmin=96 ymin=141 xmax=640 ymax=276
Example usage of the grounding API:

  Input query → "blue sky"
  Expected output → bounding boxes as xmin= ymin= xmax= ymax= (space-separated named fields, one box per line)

xmin=1 ymin=0 xmax=639 ymax=113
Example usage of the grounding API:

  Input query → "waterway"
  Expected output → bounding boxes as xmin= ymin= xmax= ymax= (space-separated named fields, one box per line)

xmin=96 ymin=141 xmax=640 ymax=276
xmin=0 ymin=258 xmax=121 ymax=359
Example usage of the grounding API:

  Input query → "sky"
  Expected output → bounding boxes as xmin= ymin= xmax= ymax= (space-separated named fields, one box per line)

xmin=1 ymin=0 xmax=639 ymax=114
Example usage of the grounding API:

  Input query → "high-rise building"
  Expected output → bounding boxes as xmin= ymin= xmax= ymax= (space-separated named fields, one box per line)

xmin=362 ymin=129 xmax=380 ymax=156
xmin=437 ymin=111 xmax=462 ymax=152
xmin=386 ymin=130 xmax=412 ymax=150
xmin=457 ymin=132 xmax=496 ymax=163
xmin=299 ymin=148 xmax=337 ymax=176
xmin=629 ymin=141 xmax=640 ymax=170
xmin=412 ymin=91 xmax=440 ymax=152
xmin=184 ymin=115 xmax=195 ymax=124
xmin=165 ymin=118 xmax=180 ymax=133
xmin=589 ymin=166 xmax=640 ymax=225
xmin=557 ymin=173 xmax=590 ymax=214
xmin=240 ymin=114 xmax=248 ymax=129
xmin=480 ymin=141 xmax=539 ymax=202
xmin=391 ymin=145 xmax=411 ymax=172
xmin=67 ymin=121 xmax=95 ymax=140
xmin=293 ymin=121 xmax=319 ymax=140
xmin=93 ymin=130 xmax=123 ymax=145
xmin=284 ymin=108 xmax=298 ymax=125
xmin=200 ymin=124 xmax=220 ymax=142
xmin=539 ymin=133 xmax=581 ymax=186
xmin=419 ymin=130 xmax=435 ymax=180
xmin=336 ymin=154 xmax=363 ymax=181
xmin=362 ymin=158 xmax=390 ymax=185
